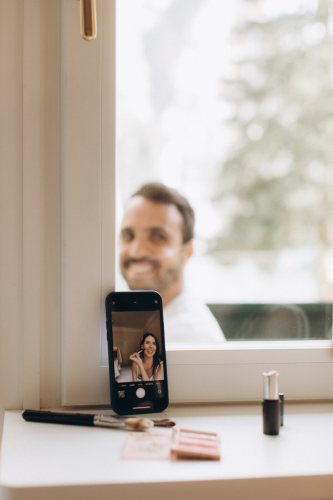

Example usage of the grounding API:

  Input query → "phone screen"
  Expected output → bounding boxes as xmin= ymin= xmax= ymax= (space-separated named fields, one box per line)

xmin=106 ymin=291 xmax=168 ymax=414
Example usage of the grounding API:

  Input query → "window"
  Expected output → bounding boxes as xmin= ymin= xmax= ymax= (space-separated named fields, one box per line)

xmin=116 ymin=0 xmax=333 ymax=342
xmin=60 ymin=0 xmax=333 ymax=407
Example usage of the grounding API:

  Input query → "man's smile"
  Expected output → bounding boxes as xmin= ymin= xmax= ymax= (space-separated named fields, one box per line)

xmin=124 ymin=259 xmax=159 ymax=275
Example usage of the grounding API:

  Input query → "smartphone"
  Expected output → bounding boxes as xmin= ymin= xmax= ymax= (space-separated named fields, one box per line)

xmin=105 ymin=290 xmax=169 ymax=415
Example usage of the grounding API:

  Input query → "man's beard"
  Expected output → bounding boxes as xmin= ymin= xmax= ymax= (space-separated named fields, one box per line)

xmin=121 ymin=256 xmax=183 ymax=293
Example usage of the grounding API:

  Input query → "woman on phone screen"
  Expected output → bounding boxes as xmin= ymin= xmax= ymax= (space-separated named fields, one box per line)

xmin=130 ymin=333 xmax=164 ymax=381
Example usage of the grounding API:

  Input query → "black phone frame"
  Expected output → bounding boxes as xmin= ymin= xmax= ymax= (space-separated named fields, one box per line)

xmin=105 ymin=290 xmax=169 ymax=415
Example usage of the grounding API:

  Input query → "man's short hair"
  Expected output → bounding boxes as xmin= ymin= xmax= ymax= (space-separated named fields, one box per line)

xmin=132 ymin=183 xmax=195 ymax=243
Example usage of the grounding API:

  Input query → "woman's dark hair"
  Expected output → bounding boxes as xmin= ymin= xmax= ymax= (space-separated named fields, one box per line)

xmin=132 ymin=182 xmax=195 ymax=243
xmin=140 ymin=333 xmax=161 ymax=375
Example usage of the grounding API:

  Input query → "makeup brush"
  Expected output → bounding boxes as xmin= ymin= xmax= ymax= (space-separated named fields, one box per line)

xmin=22 ymin=410 xmax=154 ymax=431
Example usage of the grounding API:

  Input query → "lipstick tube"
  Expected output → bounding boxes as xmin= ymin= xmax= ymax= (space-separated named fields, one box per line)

xmin=262 ymin=371 xmax=280 ymax=435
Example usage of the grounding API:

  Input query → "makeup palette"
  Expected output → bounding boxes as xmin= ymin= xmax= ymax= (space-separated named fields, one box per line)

xmin=170 ymin=427 xmax=220 ymax=460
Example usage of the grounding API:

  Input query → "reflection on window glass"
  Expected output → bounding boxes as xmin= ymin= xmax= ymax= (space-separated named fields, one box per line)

xmin=116 ymin=0 xmax=333 ymax=340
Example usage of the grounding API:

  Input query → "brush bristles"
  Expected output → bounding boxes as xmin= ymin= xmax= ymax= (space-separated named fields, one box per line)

xmin=151 ymin=419 xmax=176 ymax=427
xmin=126 ymin=418 xmax=154 ymax=431
xmin=164 ymin=420 xmax=176 ymax=427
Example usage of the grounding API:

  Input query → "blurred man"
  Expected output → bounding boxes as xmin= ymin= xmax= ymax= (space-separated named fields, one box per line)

xmin=119 ymin=182 xmax=225 ymax=344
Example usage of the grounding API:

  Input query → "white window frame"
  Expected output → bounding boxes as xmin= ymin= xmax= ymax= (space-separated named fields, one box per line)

xmin=24 ymin=0 xmax=333 ymax=409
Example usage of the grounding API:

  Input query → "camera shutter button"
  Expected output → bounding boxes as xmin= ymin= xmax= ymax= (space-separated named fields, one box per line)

xmin=136 ymin=388 xmax=145 ymax=399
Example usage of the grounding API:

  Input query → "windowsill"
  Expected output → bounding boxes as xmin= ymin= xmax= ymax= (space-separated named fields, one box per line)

xmin=1 ymin=402 xmax=333 ymax=500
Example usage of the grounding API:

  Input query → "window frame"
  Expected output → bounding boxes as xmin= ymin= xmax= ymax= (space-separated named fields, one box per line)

xmin=57 ymin=0 xmax=333 ymax=407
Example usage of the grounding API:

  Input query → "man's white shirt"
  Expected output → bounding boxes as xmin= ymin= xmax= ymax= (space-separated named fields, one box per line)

xmin=163 ymin=290 xmax=226 ymax=344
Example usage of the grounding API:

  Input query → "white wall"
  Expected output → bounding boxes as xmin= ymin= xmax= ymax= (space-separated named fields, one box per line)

xmin=0 ymin=0 xmax=63 ymax=443
xmin=0 ymin=0 xmax=25 ymax=436
xmin=0 ymin=4 xmax=24 ymax=496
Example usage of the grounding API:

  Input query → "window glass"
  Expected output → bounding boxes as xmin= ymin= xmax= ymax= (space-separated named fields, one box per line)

xmin=116 ymin=0 xmax=333 ymax=341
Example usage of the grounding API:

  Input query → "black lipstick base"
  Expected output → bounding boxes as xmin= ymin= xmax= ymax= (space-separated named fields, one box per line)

xmin=262 ymin=399 xmax=280 ymax=435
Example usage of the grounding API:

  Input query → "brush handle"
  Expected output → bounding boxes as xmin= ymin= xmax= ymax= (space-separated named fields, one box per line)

xmin=23 ymin=410 xmax=94 ymax=427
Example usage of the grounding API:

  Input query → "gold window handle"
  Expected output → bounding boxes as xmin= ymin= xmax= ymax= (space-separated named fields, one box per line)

xmin=79 ymin=0 xmax=97 ymax=41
